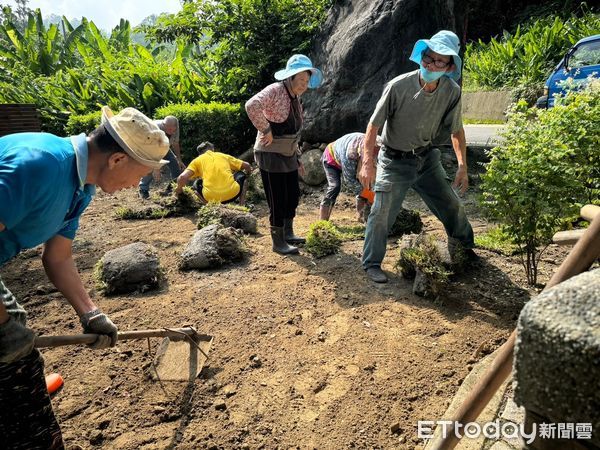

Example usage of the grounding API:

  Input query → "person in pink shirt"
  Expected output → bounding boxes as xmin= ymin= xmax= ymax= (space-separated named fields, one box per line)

xmin=245 ymin=54 xmax=323 ymax=255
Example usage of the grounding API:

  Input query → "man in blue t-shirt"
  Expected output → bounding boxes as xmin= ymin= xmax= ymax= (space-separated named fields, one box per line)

xmin=0 ymin=106 xmax=170 ymax=449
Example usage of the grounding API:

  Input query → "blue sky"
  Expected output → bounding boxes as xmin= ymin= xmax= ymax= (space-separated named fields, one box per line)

xmin=4 ymin=0 xmax=182 ymax=30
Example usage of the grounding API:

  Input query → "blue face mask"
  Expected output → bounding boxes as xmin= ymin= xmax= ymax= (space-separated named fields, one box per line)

xmin=420 ymin=67 xmax=446 ymax=83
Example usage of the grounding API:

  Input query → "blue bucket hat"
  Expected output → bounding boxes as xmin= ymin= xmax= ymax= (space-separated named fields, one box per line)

xmin=274 ymin=54 xmax=323 ymax=89
xmin=409 ymin=30 xmax=462 ymax=80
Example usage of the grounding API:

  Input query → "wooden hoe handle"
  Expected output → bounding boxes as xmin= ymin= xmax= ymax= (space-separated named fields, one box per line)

xmin=35 ymin=327 xmax=197 ymax=348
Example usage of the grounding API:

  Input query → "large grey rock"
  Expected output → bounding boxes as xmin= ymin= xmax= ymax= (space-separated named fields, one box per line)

xmin=180 ymin=224 xmax=245 ymax=270
xmin=514 ymin=269 xmax=600 ymax=446
xmin=98 ymin=242 xmax=161 ymax=295
xmin=301 ymin=0 xmax=466 ymax=142
xmin=299 ymin=148 xmax=325 ymax=186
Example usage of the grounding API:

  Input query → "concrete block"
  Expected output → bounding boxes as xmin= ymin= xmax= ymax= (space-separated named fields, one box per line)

xmin=514 ymin=269 xmax=600 ymax=447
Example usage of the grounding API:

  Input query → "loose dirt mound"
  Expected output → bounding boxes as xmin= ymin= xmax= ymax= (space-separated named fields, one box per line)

xmin=0 ymin=187 xmax=567 ymax=449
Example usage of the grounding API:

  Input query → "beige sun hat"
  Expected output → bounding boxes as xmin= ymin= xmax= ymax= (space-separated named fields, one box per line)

xmin=101 ymin=106 xmax=170 ymax=169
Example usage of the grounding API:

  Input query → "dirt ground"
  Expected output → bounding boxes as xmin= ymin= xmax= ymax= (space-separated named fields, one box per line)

xmin=1 ymin=180 xmax=570 ymax=450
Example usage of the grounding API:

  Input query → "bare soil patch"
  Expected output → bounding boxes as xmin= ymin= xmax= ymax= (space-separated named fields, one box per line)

xmin=1 ymin=185 xmax=568 ymax=449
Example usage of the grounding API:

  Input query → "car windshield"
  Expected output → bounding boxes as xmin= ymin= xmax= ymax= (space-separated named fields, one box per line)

xmin=570 ymin=40 xmax=600 ymax=68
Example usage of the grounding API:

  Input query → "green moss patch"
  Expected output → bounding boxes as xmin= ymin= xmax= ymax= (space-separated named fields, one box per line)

xmin=475 ymin=226 xmax=520 ymax=255
xmin=305 ymin=220 xmax=343 ymax=258
xmin=114 ymin=186 xmax=202 ymax=220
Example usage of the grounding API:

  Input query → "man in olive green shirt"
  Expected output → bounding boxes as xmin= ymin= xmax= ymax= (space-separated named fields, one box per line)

xmin=359 ymin=30 xmax=476 ymax=283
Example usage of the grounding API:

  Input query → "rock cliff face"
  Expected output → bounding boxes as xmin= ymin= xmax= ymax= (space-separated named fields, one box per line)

xmin=301 ymin=0 xmax=466 ymax=143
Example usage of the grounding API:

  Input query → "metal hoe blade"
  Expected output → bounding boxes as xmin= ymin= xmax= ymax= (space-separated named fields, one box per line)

xmin=149 ymin=334 xmax=213 ymax=382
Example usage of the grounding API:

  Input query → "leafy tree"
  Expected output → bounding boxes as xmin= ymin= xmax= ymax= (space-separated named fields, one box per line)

xmin=143 ymin=0 xmax=331 ymax=102
xmin=0 ymin=0 xmax=32 ymax=32
xmin=480 ymin=81 xmax=599 ymax=285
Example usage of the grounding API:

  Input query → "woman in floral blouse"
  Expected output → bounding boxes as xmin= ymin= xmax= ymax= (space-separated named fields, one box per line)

xmin=245 ymin=54 xmax=323 ymax=255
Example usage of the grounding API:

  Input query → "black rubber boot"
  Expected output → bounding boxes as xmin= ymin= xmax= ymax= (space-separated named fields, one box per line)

xmin=271 ymin=226 xmax=299 ymax=255
xmin=283 ymin=218 xmax=305 ymax=244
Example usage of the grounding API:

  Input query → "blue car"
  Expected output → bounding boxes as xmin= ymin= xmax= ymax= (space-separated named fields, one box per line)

xmin=536 ymin=34 xmax=600 ymax=108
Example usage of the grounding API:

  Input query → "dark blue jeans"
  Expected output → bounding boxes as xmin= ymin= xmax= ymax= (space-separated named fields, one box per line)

xmin=362 ymin=147 xmax=474 ymax=269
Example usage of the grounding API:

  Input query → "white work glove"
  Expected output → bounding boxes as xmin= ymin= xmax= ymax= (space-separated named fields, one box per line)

xmin=80 ymin=309 xmax=118 ymax=349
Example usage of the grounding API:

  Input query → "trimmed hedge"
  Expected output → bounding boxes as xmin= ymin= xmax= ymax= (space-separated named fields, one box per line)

xmin=65 ymin=111 xmax=102 ymax=135
xmin=65 ymin=102 xmax=255 ymax=163
xmin=156 ymin=102 xmax=255 ymax=162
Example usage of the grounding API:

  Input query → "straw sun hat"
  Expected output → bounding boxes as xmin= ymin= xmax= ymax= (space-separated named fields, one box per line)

xmin=101 ymin=106 xmax=170 ymax=169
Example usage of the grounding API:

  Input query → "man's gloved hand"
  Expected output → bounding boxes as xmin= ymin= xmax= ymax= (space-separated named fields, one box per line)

xmin=0 ymin=317 xmax=35 ymax=363
xmin=80 ymin=309 xmax=118 ymax=349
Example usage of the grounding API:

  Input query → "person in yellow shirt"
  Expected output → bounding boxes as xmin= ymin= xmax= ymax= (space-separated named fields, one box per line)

xmin=175 ymin=142 xmax=252 ymax=205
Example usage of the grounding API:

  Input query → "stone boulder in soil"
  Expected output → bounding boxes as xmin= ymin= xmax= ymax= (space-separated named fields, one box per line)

xmin=96 ymin=242 xmax=162 ymax=295
xmin=180 ymin=224 xmax=245 ymax=270
xmin=197 ymin=204 xmax=258 ymax=234
xmin=299 ymin=148 xmax=325 ymax=186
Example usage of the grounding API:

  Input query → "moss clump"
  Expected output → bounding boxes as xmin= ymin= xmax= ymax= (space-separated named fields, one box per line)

xmin=246 ymin=171 xmax=266 ymax=204
xmin=114 ymin=186 xmax=202 ymax=220
xmin=396 ymin=234 xmax=452 ymax=294
xmin=114 ymin=206 xmax=170 ymax=220
xmin=196 ymin=202 xmax=255 ymax=232
xmin=305 ymin=220 xmax=343 ymax=258
xmin=336 ymin=224 xmax=366 ymax=241
xmin=389 ymin=208 xmax=423 ymax=237
xmin=153 ymin=185 xmax=202 ymax=213
xmin=92 ymin=258 xmax=107 ymax=292
xmin=196 ymin=202 xmax=225 ymax=229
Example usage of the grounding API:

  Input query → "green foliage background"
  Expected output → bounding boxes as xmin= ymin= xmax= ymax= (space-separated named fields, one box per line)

xmin=464 ymin=6 xmax=600 ymax=94
xmin=143 ymin=0 xmax=331 ymax=103
xmin=0 ymin=1 xmax=330 ymax=136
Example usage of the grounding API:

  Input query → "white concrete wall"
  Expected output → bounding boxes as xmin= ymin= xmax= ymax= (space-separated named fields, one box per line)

xmin=462 ymin=91 xmax=513 ymax=122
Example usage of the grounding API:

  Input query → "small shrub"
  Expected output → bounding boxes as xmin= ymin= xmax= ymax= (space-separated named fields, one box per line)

xmin=480 ymin=82 xmax=599 ymax=285
xmin=305 ymin=220 xmax=343 ymax=258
